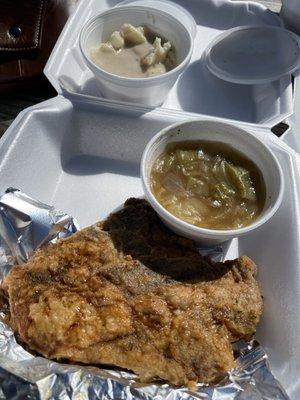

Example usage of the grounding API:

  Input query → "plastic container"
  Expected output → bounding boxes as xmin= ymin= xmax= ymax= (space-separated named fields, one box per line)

xmin=1 ymin=0 xmax=300 ymax=397
xmin=141 ymin=120 xmax=284 ymax=245
xmin=0 ymin=96 xmax=300 ymax=398
xmin=205 ymin=26 xmax=300 ymax=85
xmin=45 ymin=0 xmax=291 ymax=127
xmin=116 ymin=0 xmax=197 ymax=39
xmin=79 ymin=6 xmax=193 ymax=107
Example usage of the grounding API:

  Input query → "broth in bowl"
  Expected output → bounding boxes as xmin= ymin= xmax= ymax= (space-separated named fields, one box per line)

xmin=150 ymin=140 xmax=265 ymax=230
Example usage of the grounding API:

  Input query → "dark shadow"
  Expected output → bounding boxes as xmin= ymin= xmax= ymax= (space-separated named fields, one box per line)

xmin=60 ymin=74 xmax=157 ymax=115
xmin=60 ymin=75 xmax=102 ymax=99
xmin=62 ymin=155 xmax=140 ymax=177
xmin=81 ymin=76 xmax=105 ymax=98
xmin=102 ymin=198 xmax=234 ymax=283
xmin=176 ymin=56 xmax=253 ymax=122
xmin=271 ymin=122 xmax=289 ymax=137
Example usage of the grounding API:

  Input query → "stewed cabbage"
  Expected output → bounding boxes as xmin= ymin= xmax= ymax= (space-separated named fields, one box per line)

xmin=150 ymin=141 xmax=265 ymax=230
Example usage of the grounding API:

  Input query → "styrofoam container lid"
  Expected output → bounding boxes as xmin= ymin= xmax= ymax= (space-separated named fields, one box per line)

xmin=205 ymin=25 xmax=300 ymax=84
xmin=116 ymin=0 xmax=197 ymax=38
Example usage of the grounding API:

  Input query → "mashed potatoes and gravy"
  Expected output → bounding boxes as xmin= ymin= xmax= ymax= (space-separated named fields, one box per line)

xmin=90 ymin=23 xmax=176 ymax=78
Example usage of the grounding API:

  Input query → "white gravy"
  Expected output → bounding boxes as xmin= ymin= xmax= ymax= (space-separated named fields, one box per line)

xmin=91 ymin=42 xmax=154 ymax=78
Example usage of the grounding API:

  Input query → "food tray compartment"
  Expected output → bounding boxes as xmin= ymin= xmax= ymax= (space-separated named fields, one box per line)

xmin=44 ymin=0 xmax=293 ymax=127
xmin=0 ymin=95 xmax=300 ymax=398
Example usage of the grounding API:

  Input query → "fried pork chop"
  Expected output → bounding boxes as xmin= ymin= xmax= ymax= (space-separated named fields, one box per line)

xmin=2 ymin=198 xmax=263 ymax=387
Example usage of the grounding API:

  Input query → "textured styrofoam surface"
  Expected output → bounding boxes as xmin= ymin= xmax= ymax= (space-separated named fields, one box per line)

xmin=283 ymin=68 xmax=300 ymax=153
xmin=44 ymin=0 xmax=293 ymax=126
xmin=1 ymin=95 xmax=300 ymax=398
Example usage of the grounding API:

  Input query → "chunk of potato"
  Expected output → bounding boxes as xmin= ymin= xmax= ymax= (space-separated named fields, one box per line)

xmin=99 ymin=43 xmax=116 ymax=53
xmin=109 ymin=31 xmax=125 ymax=50
xmin=153 ymin=37 xmax=171 ymax=63
xmin=142 ymin=51 xmax=156 ymax=68
xmin=141 ymin=37 xmax=172 ymax=67
xmin=121 ymin=24 xmax=147 ymax=44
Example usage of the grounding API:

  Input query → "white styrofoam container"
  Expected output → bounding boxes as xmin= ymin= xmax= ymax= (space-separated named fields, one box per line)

xmin=79 ymin=6 xmax=194 ymax=106
xmin=283 ymin=68 xmax=300 ymax=153
xmin=141 ymin=119 xmax=284 ymax=245
xmin=44 ymin=0 xmax=293 ymax=127
xmin=1 ymin=95 xmax=300 ymax=398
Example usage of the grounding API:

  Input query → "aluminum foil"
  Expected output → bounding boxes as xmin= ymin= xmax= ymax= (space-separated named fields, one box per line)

xmin=0 ymin=189 xmax=290 ymax=400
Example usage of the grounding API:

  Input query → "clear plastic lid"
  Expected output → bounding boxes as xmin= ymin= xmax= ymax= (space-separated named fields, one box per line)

xmin=205 ymin=26 xmax=300 ymax=84
xmin=116 ymin=0 xmax=197 ymax=39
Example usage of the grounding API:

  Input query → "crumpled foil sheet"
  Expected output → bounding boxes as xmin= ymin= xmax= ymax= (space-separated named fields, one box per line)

xmin=0 ymin=189 xmax=290 ymax=400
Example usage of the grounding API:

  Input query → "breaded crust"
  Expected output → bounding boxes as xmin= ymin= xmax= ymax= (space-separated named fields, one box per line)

xmin=2 ymin=199 xmax=263 ymax=386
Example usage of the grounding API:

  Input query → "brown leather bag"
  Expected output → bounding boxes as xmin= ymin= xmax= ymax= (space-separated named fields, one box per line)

xmin=0 ymin=0 xmax=77 ymax=93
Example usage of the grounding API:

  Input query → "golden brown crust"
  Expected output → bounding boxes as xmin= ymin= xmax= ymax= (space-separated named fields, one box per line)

xmin=2 ymin=198 xmax=263 ymax=386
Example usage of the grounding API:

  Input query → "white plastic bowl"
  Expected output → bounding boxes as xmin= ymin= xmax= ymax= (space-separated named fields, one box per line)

xmin=79 ymin=6 xmax=193 ymax=107
xmin=141 ymin=120 xmax=284 ymax=245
